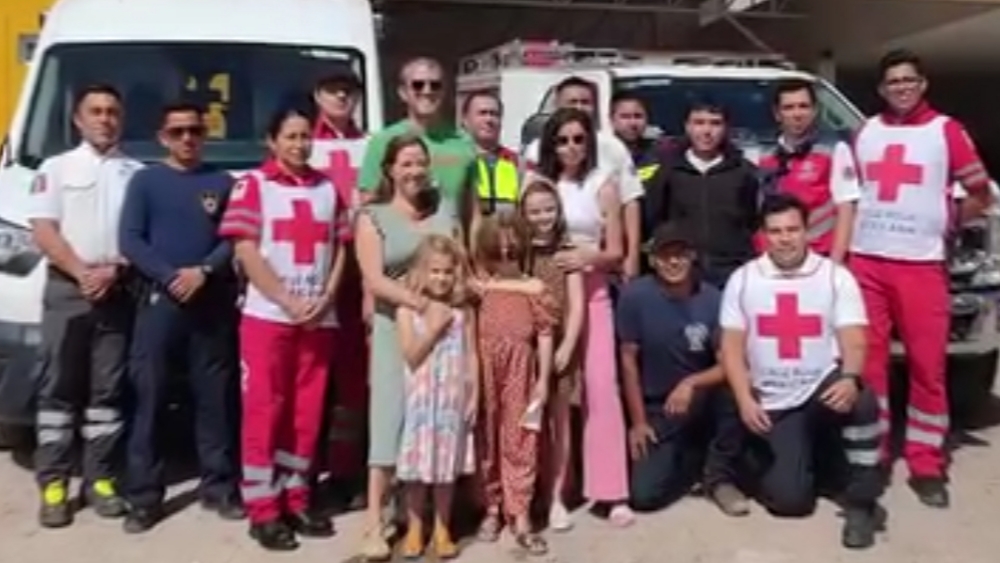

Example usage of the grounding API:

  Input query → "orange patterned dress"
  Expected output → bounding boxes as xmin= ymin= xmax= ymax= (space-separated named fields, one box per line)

xmin=476 ymin=286 xmax=556 ymax=517
xmin=528 ymin=243 xmax=581 ymax=401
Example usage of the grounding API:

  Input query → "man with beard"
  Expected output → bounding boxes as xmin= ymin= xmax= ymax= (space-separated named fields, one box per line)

xmin=721 ymin=194 xmax=883 ymax=549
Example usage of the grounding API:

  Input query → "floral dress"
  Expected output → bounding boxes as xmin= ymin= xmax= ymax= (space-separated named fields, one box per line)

xmin=396 ymin=308 xmax=475 ymax=484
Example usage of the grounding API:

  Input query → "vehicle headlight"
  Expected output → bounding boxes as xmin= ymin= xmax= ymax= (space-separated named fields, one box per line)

xmin=0 ymin=219 xmax=41 ymax=277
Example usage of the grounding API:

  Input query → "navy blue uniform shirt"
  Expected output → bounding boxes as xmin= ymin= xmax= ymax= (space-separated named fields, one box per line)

xmin=615 ymin=275 xmax=722 ymax=403
xmin=119 ymin=163 xmax=233 ymax=286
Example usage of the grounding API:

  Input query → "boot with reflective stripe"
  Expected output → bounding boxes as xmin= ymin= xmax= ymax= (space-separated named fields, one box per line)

xmin=841 ymin=503 xmax=886 ymax=549
xmin=38 ymin=480 xmax=72 ymax=529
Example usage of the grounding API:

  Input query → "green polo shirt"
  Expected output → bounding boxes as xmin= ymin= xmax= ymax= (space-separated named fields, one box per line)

xmin=358 ymin=119 xmax=477 ymax=205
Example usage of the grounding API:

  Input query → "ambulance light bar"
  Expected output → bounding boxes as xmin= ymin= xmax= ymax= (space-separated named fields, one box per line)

xmin=458 ymin=39 xmax=793 ymax=75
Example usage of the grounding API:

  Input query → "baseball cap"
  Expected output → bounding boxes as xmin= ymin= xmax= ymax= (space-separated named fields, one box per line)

xmin=646 ymin=222 xmax=695 ymax=253
xmin=316 ymin=63 xmax=362 ymax=92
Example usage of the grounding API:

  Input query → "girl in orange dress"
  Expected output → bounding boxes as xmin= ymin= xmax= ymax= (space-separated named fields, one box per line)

xmin=474 ymin=214 xmax=556 ymax=556
xmin=519 ymin=180 xmax=585 ymax=532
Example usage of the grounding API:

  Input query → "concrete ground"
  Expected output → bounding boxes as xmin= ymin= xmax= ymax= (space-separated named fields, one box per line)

xmin=1 ymin=410 xmax=999 ymax=563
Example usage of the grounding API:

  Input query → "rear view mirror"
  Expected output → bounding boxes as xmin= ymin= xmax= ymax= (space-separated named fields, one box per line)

xmin=520 ymin=113 xmax=550 ymax=151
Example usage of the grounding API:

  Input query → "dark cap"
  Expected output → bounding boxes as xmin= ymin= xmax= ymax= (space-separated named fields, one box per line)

xmin=316 ymin=64 xmax=362 ymax=92
xmin=646 ymin=222 xmax=695 ymax=253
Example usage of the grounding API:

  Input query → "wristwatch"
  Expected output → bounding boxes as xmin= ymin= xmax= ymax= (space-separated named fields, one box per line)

xmin=199 ymin=264 xmax=214 ymax=276
xmin=841 ymin=372 xmax=863 ymax=391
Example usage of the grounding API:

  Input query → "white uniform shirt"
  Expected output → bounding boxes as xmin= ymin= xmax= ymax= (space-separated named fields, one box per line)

xmin=720 ymin=251 xmax=867 ymax=410
xmin=523 ymin=130 xmax=643 ymax=204
xmin=26 ymin=143 xmax=143 ymax=264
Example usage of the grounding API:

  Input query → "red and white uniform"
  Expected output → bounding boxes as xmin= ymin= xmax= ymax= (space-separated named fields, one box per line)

xmin=219 ymin=160 xmax=349 ymax=524
xmin=756 ymin=138 xmax=861 ymax=255
xmin=850 ymin=103 xmax=990 ymax=478
xmin=309 ymin=135 xmax=370 ymax=482
xmin=721 ymin=252 xmax=867 ymax=411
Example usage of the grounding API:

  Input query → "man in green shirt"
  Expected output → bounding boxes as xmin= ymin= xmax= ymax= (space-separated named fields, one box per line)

xmin=358 ymin=57 xmax=480 ymax=235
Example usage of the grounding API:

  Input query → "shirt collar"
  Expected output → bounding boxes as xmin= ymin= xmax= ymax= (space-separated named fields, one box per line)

xmin=260 ymin=159 xmax=325 ymax=187
xmin=757 ymin=250 xmax=822 ymax=278
xmin=881 ymin=101 xmax=938 ymax=126
xmin=313 ymin=117 xmax=363 ymax=140
xmin=74 ymin=141 xmax=124 ymax=161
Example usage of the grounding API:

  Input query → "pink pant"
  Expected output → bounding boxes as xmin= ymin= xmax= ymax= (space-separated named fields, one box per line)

xmin=581 ymin=271 xmax=629 ymax=501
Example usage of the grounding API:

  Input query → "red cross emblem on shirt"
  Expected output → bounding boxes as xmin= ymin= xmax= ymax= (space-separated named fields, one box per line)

xmin=326 ymin=149 xmax=358 ymax=202
xmin=272 ymin=199 xmax=331 ymax=265
xmin=865 ymin=143 xmax=924 ymax=202
xmin=756 ymin=293 xmax=823 ymax=360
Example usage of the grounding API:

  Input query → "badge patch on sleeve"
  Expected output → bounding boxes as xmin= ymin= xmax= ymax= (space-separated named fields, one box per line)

xmin=30 ymin=175 xmax=46 ymax=194
xmin=230 ymin=178 xmax=248 ymax=201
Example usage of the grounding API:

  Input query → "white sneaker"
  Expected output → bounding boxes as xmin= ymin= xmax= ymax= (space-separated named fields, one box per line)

xmin=549 ymin=502 xmax=573 ymax=532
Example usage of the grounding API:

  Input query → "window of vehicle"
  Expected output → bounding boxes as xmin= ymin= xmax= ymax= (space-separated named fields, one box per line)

xmin=613 ymin=76 xmax=862 ymax=144
xmin=18 ymin=42 xmax=366 ymax=170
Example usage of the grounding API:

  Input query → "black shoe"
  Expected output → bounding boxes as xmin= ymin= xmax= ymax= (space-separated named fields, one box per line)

xmin=841 ymin=504 xmax=885 ymax=549
xmin=249 ymin=520 xmax=299 ymax=551
xmin=38 ymin=481 xmax=73 ymax=529
xmin=123 ymin=505 xmax=163 ymax=534
xmin=202 ymin=494 xmax=247 ymax=521
xmin=284 ymin=510 xmax=335 ymax=538
xmin=909 ymin=477 xmax=949 ymax=508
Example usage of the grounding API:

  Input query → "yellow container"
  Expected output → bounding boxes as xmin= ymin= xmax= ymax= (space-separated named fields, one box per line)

xmin=0 ymin=1 xmax=51 ymax=135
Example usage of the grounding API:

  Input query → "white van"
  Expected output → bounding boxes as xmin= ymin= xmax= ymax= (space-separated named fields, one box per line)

xmin=0 ymin=0 xmax=383 ymax=437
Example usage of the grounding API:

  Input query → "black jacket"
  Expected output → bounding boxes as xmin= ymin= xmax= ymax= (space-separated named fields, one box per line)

xmin=646 ymin=141 xmax=761 ymax=276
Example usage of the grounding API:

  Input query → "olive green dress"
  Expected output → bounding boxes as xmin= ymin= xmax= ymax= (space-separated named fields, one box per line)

xmin=362 ymin=202 xmax=457 ymax=466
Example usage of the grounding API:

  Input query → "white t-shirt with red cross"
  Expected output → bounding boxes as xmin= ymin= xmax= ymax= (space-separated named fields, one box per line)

xmin=720 ymin=252 xmax=867 ymax=411
xmin=219 ymin=161 xmax=350 ymax=327
xmin=851 ymin=106 xmax=990 ymax=261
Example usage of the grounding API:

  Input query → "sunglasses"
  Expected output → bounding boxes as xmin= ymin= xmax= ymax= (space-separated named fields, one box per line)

xmin=556 ymin=134 xmax=586 ymax=147
xmin=164 ymin=125 xmax=206 ymax=139
xmin=410 ymin=79 xmax=443 ymax=93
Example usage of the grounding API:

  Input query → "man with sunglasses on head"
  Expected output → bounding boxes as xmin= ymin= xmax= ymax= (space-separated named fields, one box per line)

xmin=358 ymin=57 xmax=479 ymax=238
xmin=849 ymin=49 xmax=993 ymax=508
xmin=118 ymin=102 xmax=243 ymax=533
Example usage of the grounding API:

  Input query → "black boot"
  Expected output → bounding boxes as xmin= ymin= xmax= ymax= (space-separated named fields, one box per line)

xmin=249 ymin=520 xmax=299 ymax=551
xmin=202 ymin=493 xmax=247 ymax=521
xmin=909 ymin=477 xmax=949 ymax=508
xmin=123 ymin=505 xmax=163 ymax=534
xmin=841 ymin=504 xmax=885 ymax=549
xmin=285 ymin=510 xmax=335 ymax=538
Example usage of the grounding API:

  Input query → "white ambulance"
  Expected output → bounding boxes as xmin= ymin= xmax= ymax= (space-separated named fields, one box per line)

xmin=0 ymin=0 xmax=382 ymax=441
xmin=457 ymin=40 xmax=1000 ymax=412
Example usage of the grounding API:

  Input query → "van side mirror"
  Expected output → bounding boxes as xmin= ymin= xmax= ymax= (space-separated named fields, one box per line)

xmin=520 ymin=113 xmax=550 ymax=152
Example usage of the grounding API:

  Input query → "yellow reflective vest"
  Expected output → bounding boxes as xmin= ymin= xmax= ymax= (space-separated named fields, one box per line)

xmin=476 ymin=148 xmax=519 ymax=214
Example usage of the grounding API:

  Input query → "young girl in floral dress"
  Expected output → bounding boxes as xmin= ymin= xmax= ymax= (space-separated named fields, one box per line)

xmin=396 ymin=235 xmax=477 ymax=560
xmin=474 ymin=213 xmax=556 ymax=556
xmin=519 ymin=180 xmax=586 ymax=532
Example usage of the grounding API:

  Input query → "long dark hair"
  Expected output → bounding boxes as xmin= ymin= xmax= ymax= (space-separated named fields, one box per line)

xmin=371 ymin=133 xmax=431 ymax=204
xmin=538 ymin=107 xmax=598 ymax=182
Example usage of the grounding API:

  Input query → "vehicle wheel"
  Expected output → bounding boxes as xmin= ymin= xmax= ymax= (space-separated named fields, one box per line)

xmin=948 ymin=350 xmax=999 ymax=429
xmin=0 ymin=423 xmax=33 ymax=451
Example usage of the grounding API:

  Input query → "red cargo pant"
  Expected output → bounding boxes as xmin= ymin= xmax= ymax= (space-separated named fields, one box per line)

xmin=240 ymin=315 xmax=333 ymax=524
xmin=325 ymin=268 xmax=368 ymax=480
xmin=850 ymin=254 xmax=950 ymax=478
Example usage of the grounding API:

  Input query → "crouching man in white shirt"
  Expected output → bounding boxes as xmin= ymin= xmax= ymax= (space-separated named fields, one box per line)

xmin=719 ymin=193 xmax=884 ymax=550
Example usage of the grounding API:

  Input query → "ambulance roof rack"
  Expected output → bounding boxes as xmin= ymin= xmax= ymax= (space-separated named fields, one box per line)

xmin=458 ymin=39 xmax=794 ymax=76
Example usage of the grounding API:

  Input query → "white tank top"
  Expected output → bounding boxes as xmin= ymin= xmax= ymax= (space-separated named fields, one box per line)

xmin=242 ymin=171 xmax=341 ymax=327
xmin=557 ymin=167 xmax=612 ymax=249
xmin=738 ymin=255 xmax=840 ymax=411
xmin=851 ymin=115 xmax=951 ymax=261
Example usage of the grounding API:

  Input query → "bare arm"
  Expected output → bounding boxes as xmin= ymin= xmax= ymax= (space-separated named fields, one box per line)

xmin=463 ymin=307 xmax=480 ymax=403
xmin=536 ymin=332 xmax=555 ymax=390
xmin=558 ymin=271 xmax=585 ymax=357
xmin=623 ymin=200 xmax=641 ymax=277
xmin=592 ymin=180 xmax=624 ymax=270
xmin=830 ymin=202 xmax=856 ymax=264
xmin=30 ymin=219 xmax=86 ymax=280
xmin=721 ymin=329 xmax=754 ymax=405
xmin=620 ymin=342 xmax=646 ymax=427
xmin=684 ymin=356 xmax=727 ymax=390
xmin=397 ymin=307 xmax=448 ymax=370
xmin=323 ymin=239 xmax=347 ymax=300
xmin=354 ymin=212 xmax=425 ymax=310
xmin=836 ymin=325 xmax=866 ymax=375
xmin=234 ymin=239 xmax=293 ymax=308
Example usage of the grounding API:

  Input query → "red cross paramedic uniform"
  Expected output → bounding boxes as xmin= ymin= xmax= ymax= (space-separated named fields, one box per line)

xmin=850 ymin=103 xmax=991 ymax=479
xmin=310 ymin=135 xmax=368 ymax=484
xmin=219 ymin=160 xmax=349 ymax=524
xmin=721 ymin=252 xmax=882 ymax=518
xmin=757 ymin=137 xmax=861 ymax=257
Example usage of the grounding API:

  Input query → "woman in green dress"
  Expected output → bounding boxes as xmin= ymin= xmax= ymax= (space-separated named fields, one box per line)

xmin=353 ymin=134 xmax=459 ymax=560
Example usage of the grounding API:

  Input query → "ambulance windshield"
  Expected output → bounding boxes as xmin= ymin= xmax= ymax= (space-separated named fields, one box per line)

xmin=614 ymin=76 xmax=861 ymax=145
xmin=17 ymin=42 xmax=366 ymax=170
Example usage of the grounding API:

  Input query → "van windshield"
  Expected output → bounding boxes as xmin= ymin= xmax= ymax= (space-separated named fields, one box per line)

xmin=613 ymin=76 xmax=861 ymax=145
xmin=18 ymin=42 xmax=366 ymax=170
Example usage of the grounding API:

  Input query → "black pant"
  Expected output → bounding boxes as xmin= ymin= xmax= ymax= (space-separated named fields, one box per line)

xmin=750 ymin=375 xmax=884 ymax=516
xmin=124 ymin=284 xmax=239 ymax=508
xmin=35 ymin=272 xmax=132 ymax=486
xmin=629 ymin=388 xmax=745 ymax=511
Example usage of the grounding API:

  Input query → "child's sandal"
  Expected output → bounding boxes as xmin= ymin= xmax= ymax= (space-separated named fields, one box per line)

xmin=477 ymin=513 xmax=502 ymax=543
xmin=514 ymin=532 xmax=549 ymax=556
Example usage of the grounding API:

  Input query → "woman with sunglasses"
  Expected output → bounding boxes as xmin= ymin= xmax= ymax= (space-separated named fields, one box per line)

xmin=535 ymin=108 xmax=634 ymax=528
